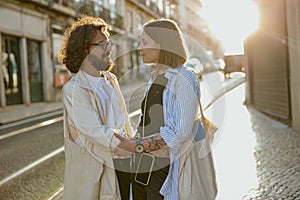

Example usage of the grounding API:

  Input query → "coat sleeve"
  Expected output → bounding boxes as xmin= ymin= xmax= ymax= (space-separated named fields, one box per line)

xmin=62 ymin=80 xmax=118 ymax=149
xmin=160 ymin=70 xmax=200 ymax=152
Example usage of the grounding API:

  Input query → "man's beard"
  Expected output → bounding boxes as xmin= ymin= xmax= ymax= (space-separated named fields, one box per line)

xmin=88 ymin=54 xmax=112 ymax=71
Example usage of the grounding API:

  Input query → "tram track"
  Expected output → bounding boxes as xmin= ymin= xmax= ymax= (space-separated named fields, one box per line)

xmin=0 ymin=117 xmax=63 ymax=141
xmin=0 ymin=109 xmax=141 ymax=200
xmin=0 ymin=110 xmax=63 ymax=134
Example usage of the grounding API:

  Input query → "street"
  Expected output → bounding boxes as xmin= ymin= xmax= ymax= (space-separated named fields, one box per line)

xmin=0 ymin=71 xmax=299 ymax=200
xmin=1 ymin=0 xmax=300 ymax=199
xmin=0 ymin=113 xmax=65 ymax=200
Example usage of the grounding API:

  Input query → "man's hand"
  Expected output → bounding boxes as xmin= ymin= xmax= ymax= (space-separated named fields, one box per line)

xmin=113 ymin=133 xmax=136 ymax=157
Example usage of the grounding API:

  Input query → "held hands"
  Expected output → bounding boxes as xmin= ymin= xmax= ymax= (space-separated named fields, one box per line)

xmin=113 ymin=133 xmax=136 ymax=157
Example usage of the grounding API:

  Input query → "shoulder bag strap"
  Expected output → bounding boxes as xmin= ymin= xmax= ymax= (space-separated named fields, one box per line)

xmin=174 ymin=68 xmax=206 ymax=122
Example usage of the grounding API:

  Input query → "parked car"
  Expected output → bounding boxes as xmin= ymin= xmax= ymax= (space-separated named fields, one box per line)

xmin=186 ymin=58 xmax=204 ymax=79
xmin=223 ymin=54 xmax=245 ymax=78
xmin=214 ymin=58 xmax=225 ymax=71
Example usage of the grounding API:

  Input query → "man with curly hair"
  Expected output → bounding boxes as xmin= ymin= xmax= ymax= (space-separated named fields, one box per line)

xmin=58 ymin=16 xmax=133 ymax=200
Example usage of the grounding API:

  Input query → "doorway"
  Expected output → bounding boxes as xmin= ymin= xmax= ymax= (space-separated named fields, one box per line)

xmin=27 ymin=39 xmax=44 ymax=102
xmin=2 ymin=35 xmax=22 ymax=105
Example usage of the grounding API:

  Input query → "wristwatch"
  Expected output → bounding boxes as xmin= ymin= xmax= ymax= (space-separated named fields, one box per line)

xmin=135 ymin=137 xmax=144 ymax=153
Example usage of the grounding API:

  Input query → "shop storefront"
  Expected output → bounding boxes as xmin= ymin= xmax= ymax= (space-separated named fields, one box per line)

xmin=0 ymin=2 xmax=54 ymax=108
xmin=245 ymin=0 xmax=300 ymax=132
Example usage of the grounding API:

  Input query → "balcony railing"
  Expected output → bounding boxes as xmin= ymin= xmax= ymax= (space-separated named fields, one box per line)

xmin=70 ymin=1 xmax=124 ymax=30
xmin=136 ymin=0 xmax=165 ymax=16
xmin=138 ymin=0 xmax=147 ymax=6
xmin=52 ymin=0 xmax=73 ymax=7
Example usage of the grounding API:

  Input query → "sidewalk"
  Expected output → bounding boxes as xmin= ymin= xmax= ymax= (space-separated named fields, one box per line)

xmin=212 ymin=83 xmax=300 ymax=200
xmin=0 ymin=101 xmax=63 ymax=125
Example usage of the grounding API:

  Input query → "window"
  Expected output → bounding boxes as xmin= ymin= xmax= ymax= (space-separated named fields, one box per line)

xmin=137 ymin=14 xmax=144 ymax=30
xmin=127 ymin=10 xmax=133 ymax=32
xmin=109 ymin=0 xmax=116 ymax=20
xmin=94 ymin=0 xmax=103 ymax=16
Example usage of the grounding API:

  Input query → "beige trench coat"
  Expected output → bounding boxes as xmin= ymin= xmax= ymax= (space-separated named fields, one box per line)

xmin=62 ymin=70 xmax=122 ymax=200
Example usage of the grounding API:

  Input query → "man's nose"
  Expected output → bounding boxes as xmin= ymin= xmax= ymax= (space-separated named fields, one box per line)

xmin=106 ymin=44 xmax=113 ymax=51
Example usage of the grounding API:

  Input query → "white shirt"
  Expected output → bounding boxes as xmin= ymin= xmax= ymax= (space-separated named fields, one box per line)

xmin=83 ymin=71 xmax=123 ymax=149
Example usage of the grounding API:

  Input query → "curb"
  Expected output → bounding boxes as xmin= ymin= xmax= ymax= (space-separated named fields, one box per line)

xmin=0 ymin=102 xmax=63 ymax=125
xmin=203 ymin=76 xmax=245 ymax=111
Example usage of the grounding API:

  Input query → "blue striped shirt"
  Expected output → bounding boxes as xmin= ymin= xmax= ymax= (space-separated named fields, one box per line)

xmin=142 ymin=66 xmax=200 ymax=199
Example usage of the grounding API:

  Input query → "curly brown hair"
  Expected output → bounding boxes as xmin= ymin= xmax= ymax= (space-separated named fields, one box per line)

xmin=58 ymin=16 xmax=111 ymax=73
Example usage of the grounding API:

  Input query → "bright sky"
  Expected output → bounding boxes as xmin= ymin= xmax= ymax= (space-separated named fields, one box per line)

xmin=200 ymin=0 xmax=259 ymax=54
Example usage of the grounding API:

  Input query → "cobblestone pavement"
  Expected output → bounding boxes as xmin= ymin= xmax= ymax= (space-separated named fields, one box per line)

xmin=243 ymin=108 xmax=300 ymax=200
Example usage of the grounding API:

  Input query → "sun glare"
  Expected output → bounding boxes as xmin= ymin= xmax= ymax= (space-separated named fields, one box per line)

xmin=201 ymin=0 xmax=259 ymax=54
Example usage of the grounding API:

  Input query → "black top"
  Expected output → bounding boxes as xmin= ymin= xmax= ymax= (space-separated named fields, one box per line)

xmin=138 ymin=74 xmax=168 ymax=137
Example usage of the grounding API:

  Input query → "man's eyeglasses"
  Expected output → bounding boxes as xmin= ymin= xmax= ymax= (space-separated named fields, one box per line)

xmin=90 ymin=40 xmax=113 ymax=50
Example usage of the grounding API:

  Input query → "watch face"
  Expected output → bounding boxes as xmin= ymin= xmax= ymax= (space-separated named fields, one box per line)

xmin=136 ymin=144 xmax=144 ymax=153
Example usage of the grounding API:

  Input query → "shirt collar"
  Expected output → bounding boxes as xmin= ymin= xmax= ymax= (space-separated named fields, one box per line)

xmin=74 ymin=69 xmax=104 ymax=91
xmin=150 ymin=66 xmax=183 ymax=80
xmin=164 ymin=66 xmax=183 ymax=80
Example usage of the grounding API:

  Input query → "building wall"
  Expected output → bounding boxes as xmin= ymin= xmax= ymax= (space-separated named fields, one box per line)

xmin=245 ymin=0 xmax=300 ymax=132
xmin=245 ymin=0 xmax=291 ymax=121
xmin=0 ymin=0 xmax=214 ymax=110
xmin=0 ymin=1 xmax=55 ymax=107
xmin=1 ymin=0 xmax=80 ymax=107
xmin=286 ymin=0 xmax=300 ymax=132
xmin=123 ymin=0 xmax=165 ymax=76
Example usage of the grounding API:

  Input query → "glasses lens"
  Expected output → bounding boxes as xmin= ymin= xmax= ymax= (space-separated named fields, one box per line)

xmin=90 ymin=40 xmax=113 ymax=50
